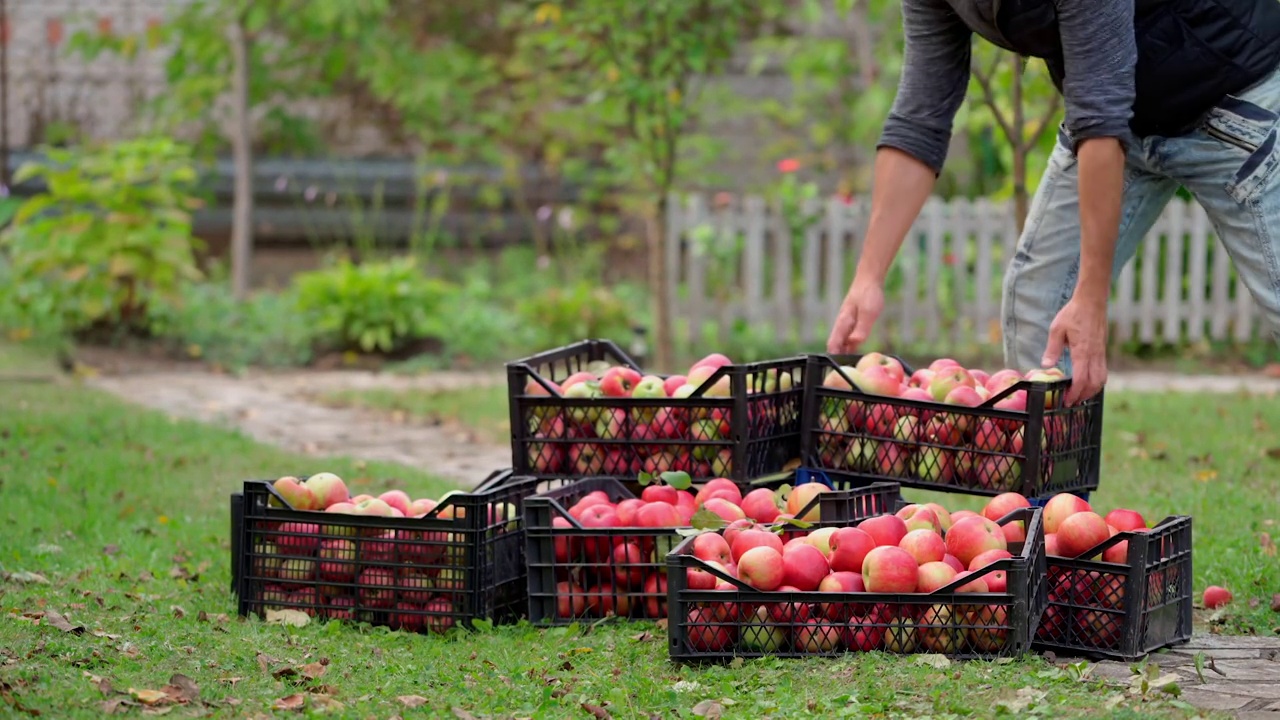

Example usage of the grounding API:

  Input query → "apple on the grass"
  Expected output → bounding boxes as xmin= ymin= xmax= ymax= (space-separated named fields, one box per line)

xmin=1203 ymin=585 xmax=1233 ymax=609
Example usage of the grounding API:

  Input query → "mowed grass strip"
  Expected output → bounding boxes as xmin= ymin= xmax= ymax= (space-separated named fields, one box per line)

xmin=0 ymin=376 xmax=1210 ymax=719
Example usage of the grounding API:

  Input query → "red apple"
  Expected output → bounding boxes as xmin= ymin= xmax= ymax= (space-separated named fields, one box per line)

xmin=640 ymin=484 xmax=678 ymax=506
xmin=785 ymin=482 xmax=830 ymax=522
xmin=611 ymin=542 xmax=646 ymax=588
xmin=643 ymin=574 xmax=668 ymax=618
xmin=686 ymin=606 xmax=735 ymax=652
xmin=858 ymin=514 xmax=909 ymax=547
xmin=600 ymin=366 xmax=643 ymax=397
xmin=586 ymin=582 xmax=632 ymax=617
xmin=861 ymin=546 xmax=919 ymax=593
xmin=1057 ymin=511 xmax=1111 ymax=558
xmin=273 ymin=476 xmax=319 ymax=511
xmin=1203 ymin=585 xmax=1233 ymax=609
xmin=740 ymin=488 xmax=781 ymax=523
xmin=636 ymin=501 xmax=682 ymax=528
xmin=795 ymin=619 xmax=842 ymax=653
xmin=953 ymin=570 xmax=989 ymax=594
xmin=817 ymin=572 xmax=865 ymax=621
xmin=828 ymin=527 xmax=877 ymax=573
xmin=691 ymin=532 xmax=733 ymax=566
xmin=357 ymin=567 xmax=396 ymax=608
xmin=898 ymin=529 xmax=946 ymax=566
xmin=945 ymin=516 xmax=1008 ymax=568
xmin=702 ymin=497 xmax=746 ymax=523
xmin=722 ymin=518 xmax=759 ymax=549
xmin=916 ymin=561 xmax=959 ymax=593
xmin=731 ymin=529 xmax=784 ymax=564
xmin=982 ymin=492 xmax=1031 ymax=523
xmin=1104 ymin=508 xmax=1147 ymax=532
xmin=942 ymin=554 xmax=965 ymax=573
xmin=556 ymin=581 xmax=588 ymax=619
xmin=378 ymin=490 xmax=412 ymax=516
xmin=1044 ymin=533 xmax=1061 ymax=557
xmin=781 ymin=543 xmax=830 ymax=591
xmin=303 ymin=472 xmax=349 ymax=509
xmin=614 ymin=498 xmax=645 ymax=527
xmin=695 ymin=478 xmax=742 ymax=507
xmin=1043 ymin=493 xmax=1092 ymax=534
xmin=737 ymin=546 xmax=785 ymax=591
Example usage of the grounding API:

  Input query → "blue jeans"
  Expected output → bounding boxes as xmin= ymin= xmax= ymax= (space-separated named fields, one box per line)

xmin=1003 ymin=64 xmax=1280 ymax=373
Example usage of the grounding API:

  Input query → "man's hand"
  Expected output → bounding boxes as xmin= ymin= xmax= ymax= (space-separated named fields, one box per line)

xmin=826 ymin=279 xmax=885 ymax=354
xmin=1041 ymin=295 xmax=1108 ymax=406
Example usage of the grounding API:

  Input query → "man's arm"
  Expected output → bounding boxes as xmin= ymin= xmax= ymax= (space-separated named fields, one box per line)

xmin=1040 ymin=0 xmax=1136 ymax=403
xmin=828 ymin=0 xmax=971 ymax=352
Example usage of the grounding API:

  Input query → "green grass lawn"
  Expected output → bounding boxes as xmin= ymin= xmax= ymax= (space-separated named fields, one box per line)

xmin=0 ymin=365 xmax=1216 ymax=718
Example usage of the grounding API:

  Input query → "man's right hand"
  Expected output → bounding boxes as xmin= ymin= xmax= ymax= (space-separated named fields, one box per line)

xmin=826 ymin=279 xmax=885 ymax=354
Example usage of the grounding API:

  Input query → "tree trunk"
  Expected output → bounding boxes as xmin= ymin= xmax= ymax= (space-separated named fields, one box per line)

xmin=1011 ymin=54 xmax=1029 ymax=234
xmin=228 ymin=16 xmax=254 ymax=300
xmin=647 ymin=197 xmax=674 ymax=372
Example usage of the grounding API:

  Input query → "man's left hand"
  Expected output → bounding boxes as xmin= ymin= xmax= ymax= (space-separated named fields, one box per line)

xmin=1041 ymin=296 xmax=1108 ymax=406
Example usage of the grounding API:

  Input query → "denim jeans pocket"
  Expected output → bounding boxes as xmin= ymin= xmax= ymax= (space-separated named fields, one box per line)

xmin=1202 ymin=92 xmax=1280 ymax=204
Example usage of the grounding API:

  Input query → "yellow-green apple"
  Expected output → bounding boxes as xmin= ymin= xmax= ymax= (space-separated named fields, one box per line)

xmin=304 ymin=472 xmax=349 ymax=509
xmin=563 ymin=381 xmax=602 ymax=424
xmin=600 ymin=367 xmax=643 ymax=397
xmin=796 ymin=619 xmax=842 ymax=653
xmin=251 ymin=540 xmax=282 ymax=578
xmin=1025 ymin=367 xmax=1066 ymax=382
xmin=1104 ymin=508 xmax=1147 ymax=532
xmin=982 ymin=492 xmax=1030 ymax=524
xmin=929 ymin=366 xmax=975 ymax=402
xmin=918 ymin=604 xmax=963 ymax=653
xmin=273 ymin=476 xmax=319 ymax=510
xmin=636 ymin=501 xmax=682 ymax=528
xmin=829 ymin=527 xmax=877 ymax=573
xmin=357 ymin=567 xmax=396 ymax=608
xmin=737 ymin=546 xmax=785 ymax=590
xmin=277 ymin=522 xmax=322 ymax=555
xmin=317 ymin=539 xmax=357 ymax=582
xmin=739 ymin=488 xmax=780 ymax=523
xmin=904 ymin=506 xmax=941 ymax=534
xmin=804 ymin=527 xmax=839 ymax=558
xmin=695 ymin=477 xmax=741 ymax=506
xmin=687 ymin=364 xmax=731 ymax=396
xmin=817 ymin=571 xmax=866 ymax=621
xmin=686 ymin=606 xmax=735 ymax=651
xmin=893 ymin=415 xmax=919 ymax=442
xmin=741 ymin=605 xmax=787 ymax=651
xmin=409 ymin=498 xmax=438 ymax=517
xmin=916 ymin=561 xmax=959 ymax=592
xmin=862 ymin=546 xmax=919 ymax=592
xmin=855 ymin=352 xmax=907 ymax=385
xmin=899 ymin=528 xmax=946 ymax=565
xmin=883 ymin=616 xmax=918 ymax=653
xmin=781 ymin=543 xmax=829 ymax=590
xmin=398 ymin=571 xmax=434 ymax=603
xmin=556 ymin=581 xmax=588 ymax=619
xmin=850 ymin=365 xmax=902 ymax=396
xmin=913 ymin=448 xmax=955 ymax=483
xmin=942 ymin=554 xmax=965 ymax=573
xmin=690 ymin=353 xmax=733 ymax=373
xmin=1058 ymin=511 xmax=1111 ymax=558
xmin=378 ymin=490 xmax=412 ymax=516
xmin=710 ymin=449 xmax=734 ymax=477
xmin=702 ymin=498 xmax=746 ymax=523
xmin=843 ymin=438 xmax=878 ymax=472
xmin=945 ymin=516 xmax=1008 ymax=567
xmin=592 ymin=408 xmax=626 ymax=440
xmin=321 ymin=505 xmax=358 ymax=538
xmin=785 ymin=482 xmax=829 ymax=522
xmin=823 ymin=366 xmax=857 ymax=391
xmin=923 ymin=503 xmax=953 ymax=532
xmin=859 ymin=514 xmax=908 ymax=547
xmin=731 ymin=529 xmax=784 ymax=564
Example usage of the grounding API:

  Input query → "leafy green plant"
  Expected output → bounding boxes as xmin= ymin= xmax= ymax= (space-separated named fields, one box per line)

xmin=0 ymin=137 xmax=204 ymax=337
xmin=147 ymin=282 xmax=318 ymax=370
xmin=292 ymin=257 xmax=453 ymax=354
xmin=516 ymin=281 xmax=637 ymax=348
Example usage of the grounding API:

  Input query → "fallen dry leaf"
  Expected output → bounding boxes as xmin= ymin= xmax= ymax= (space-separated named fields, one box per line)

xmin=164 ymin=675 xmax=199 ymax=703
xmin=630 ymin=632 xmax=655 ymax=643
xmin=1271 ymin=594 xmax=1280 ymax=613
xmin=256 ymin=653 xmax=274 ymax=674
xmin=265 ymin=609 xmax=310 ymax=627
xmin=298 ymin=662 xmax=327 ymax=681
xmin=103 ymin=545 xmax=120 ymax=556
xmin=582 ymin=702 xmax=612 ymax=719
xmin=4 ymin=571 xmax=49 ymax=585
xmin=398 ymin=695 xmax=429 ymax=708
xmin=452 ymin=709 xmax=479 ymax=720
xmin=1266 ymin=448 xmax=1280 ymax=460
xmin=692 ymin=699 xmax=724 ymax=719
xmin=170 ymin=606 xmax=185 ymax=619
xmin=130 ymin=689 xmax=170 ymax=706
xmin=43 ymin=610 xmax=85 ymax=635
xmin=100 ymin=697 xmax=136 ymax=714
xmin=273 ymin=694 xmax=306 ymax=711
xmin=309 ymin=695 xmax=344 ymax=713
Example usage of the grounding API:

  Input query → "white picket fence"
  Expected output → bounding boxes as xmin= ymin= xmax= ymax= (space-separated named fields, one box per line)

xmin=663 ymin=193 xmax=1265 ymax=351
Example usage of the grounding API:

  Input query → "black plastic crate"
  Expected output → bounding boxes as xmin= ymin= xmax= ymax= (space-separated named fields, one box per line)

xmin=524 ymin=474 xmax=902 ymax=625
xmin=1034 ymin=516 xmax=1192 ymax=660
xmin=666 ymin=507 xmax=1047 ymax=662
xmin=802 ymin=354 xmax=1104 ymax=499
xmin=507 ymin=339 xmax=806 ymax=484
xmin=235 ymin=470 xmax=562 ymax=632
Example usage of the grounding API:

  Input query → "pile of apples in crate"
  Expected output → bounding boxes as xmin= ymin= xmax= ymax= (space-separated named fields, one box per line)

xmin=525 ymin=352 xmax=793 ymax=477
xmin=815 ymin=353 xmax=1072 ymax=488
xmin=551 ymin=477 xmax=816 ymax=619
xmin=252 ymin=474 xmax=515 ymax=631
xmin=681 ymin=491 xmax=1032 ymax=654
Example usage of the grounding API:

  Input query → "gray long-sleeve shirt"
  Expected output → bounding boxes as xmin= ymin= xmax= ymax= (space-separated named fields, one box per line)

xmin=879 ymin=0 xmax=1138 ymax=174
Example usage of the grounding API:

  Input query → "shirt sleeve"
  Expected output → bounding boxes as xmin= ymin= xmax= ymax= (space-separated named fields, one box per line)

xmin=1055 ymin=0 xmax=1138 ymax=151
xmin=876 ymin=0 xmax=973 ymax=175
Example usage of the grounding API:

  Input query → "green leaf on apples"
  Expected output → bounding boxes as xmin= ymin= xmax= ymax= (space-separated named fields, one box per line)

xmin=1193 ymin=652 xmax=1206 ymax=684
xmin=636 ymin=471 xmax=655 ymax=487
xmin=660 ymin=471 xmax=692 ymax=490
xmin=674 ymin=527 xmax=706 ymax=538
xmin=774 ymin=484 xmax=793 ymax=501
xmin=774 ymin=516 xmax=813 ymax=531
xmin=689 ymin=509 xmax=727 ymax=531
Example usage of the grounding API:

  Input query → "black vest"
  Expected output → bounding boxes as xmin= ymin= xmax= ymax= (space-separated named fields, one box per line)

xmin=994 ymin=0 xmax=1280 ymax=138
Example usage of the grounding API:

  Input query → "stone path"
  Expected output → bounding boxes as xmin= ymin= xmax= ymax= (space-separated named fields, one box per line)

xmin=1070 ymin=634 xmax=1280 ymax=718
xmin=88 ymin=369 xmax=511 ymax=488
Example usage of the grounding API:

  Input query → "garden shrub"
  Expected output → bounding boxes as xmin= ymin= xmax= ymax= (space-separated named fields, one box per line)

xmin=0 ymin=138 xmax=204 ymax=337
xmin=147 ymin=282 xmax=318 ymax=370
